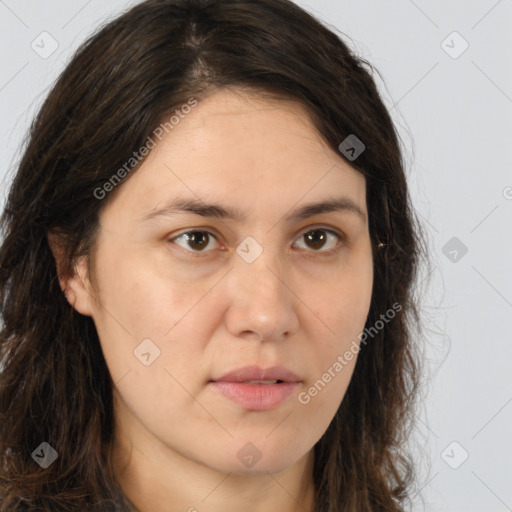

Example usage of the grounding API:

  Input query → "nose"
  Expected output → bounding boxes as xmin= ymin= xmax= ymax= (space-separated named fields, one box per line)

xmin=224 ymin=241 xmax=300 ymax=343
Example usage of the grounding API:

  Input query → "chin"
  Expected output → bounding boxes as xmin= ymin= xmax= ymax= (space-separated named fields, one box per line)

xmin=208 ymin=439 xmax=308 ymax=475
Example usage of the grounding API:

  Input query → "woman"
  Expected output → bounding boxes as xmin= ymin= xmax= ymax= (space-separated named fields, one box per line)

xmin=0 ymin=0 xmax=426 ymax=510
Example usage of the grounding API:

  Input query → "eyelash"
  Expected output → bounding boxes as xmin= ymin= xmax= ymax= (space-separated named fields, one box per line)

xmin=168 ymin=227 xmax=346 ymax=257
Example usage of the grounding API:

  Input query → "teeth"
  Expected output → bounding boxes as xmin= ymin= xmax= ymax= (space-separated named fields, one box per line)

xmin=244 ymin=379 xmax=279 ymax=385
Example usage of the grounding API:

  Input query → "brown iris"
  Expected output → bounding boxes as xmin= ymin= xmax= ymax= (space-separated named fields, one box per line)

xmin=184 ymin=231 xmax=210 ymax=251
xmin=304 ymin=230 xmax=328 ymax=250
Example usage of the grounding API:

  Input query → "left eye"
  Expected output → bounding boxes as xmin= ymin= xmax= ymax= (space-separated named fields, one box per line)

xmin=170 ymin=228 xmax=343 ymax=254
xmin=293 ymin=228 xmax=343 ymax=253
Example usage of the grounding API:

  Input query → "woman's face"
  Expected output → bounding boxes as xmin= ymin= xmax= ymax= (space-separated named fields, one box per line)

xmin=69 ymin=88 xmax=373 ymax=475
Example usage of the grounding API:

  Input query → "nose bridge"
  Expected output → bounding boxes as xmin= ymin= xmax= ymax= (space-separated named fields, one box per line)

xmin=235 ymin=233 xmax=285 ymax=299
xmin=225 ymin=232 xmax=299 ymax=341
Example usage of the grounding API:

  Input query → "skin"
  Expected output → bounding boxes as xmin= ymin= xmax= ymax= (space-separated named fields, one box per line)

xmin=55 ymin=87 xmax=374 ymax=512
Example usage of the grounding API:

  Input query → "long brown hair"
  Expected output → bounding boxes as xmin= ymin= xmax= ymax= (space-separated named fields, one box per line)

xmin=0 ymin=0 xmax=427 ymax=510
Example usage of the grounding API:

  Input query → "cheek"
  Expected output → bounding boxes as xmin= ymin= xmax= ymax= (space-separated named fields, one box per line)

xmin=93 ymin=243 xmax=199 ymax=337
xmin=310 ymin=256 xmax=373 ymax=345
xmin=89 ymin=246 xmax=202 ymax=384
xmin=295 ymin=341 xmax=359 ymax=451
xmin=301 ymin=251 xmax=372 ymax=404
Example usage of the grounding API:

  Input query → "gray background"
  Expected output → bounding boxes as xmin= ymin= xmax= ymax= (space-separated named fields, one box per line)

xmin=1 ymin=1 xmax=511 ymax=511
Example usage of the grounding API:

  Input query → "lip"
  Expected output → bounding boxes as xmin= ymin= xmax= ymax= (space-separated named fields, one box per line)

xmin=212 ymin=365 xmax=301 ymax=383
xmin=209 ymin=365 xmax=302 ymax=411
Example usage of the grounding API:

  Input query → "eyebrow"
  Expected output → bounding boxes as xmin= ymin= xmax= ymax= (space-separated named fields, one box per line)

xmin=138 ymin=196 xmax=367 ymax=224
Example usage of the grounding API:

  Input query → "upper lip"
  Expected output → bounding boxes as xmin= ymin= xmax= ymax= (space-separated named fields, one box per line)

xmin=211 ymin=365 xmax=301 ymax=383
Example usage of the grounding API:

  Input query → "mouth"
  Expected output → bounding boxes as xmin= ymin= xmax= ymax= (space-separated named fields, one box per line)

xmin=209 ymin=365 xmax=302 ymax=411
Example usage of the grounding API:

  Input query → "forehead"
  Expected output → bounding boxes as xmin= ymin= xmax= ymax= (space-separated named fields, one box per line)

xmin=99 ymin=88 xmax=367 ymax=225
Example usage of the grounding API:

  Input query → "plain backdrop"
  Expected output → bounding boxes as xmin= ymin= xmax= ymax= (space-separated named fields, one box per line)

xmin=0 ymin=1 xmax=511 ymax=511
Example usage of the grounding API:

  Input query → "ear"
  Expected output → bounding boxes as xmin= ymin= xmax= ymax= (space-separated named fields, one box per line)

xmin=47 ymin=231 xmax=96 ymax=317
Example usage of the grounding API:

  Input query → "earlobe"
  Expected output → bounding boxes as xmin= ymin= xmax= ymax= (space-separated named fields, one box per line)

xmin=47 ymin=232 xmax=96 ymax=317
xmin=64 ymin=257 xmax=96 ymax=317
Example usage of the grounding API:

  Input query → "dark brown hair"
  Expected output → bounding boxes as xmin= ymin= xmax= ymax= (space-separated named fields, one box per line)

xmin=0 ymin=0 xmax=427 ymax=510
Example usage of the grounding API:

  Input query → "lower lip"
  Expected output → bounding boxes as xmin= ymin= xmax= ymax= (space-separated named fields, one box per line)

xmin=209 ymin=381 xmax=300 ymax=411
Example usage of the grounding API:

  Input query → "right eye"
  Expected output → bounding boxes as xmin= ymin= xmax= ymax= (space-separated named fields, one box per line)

xmin=169 ymin=230 xmax=221 ymax=255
